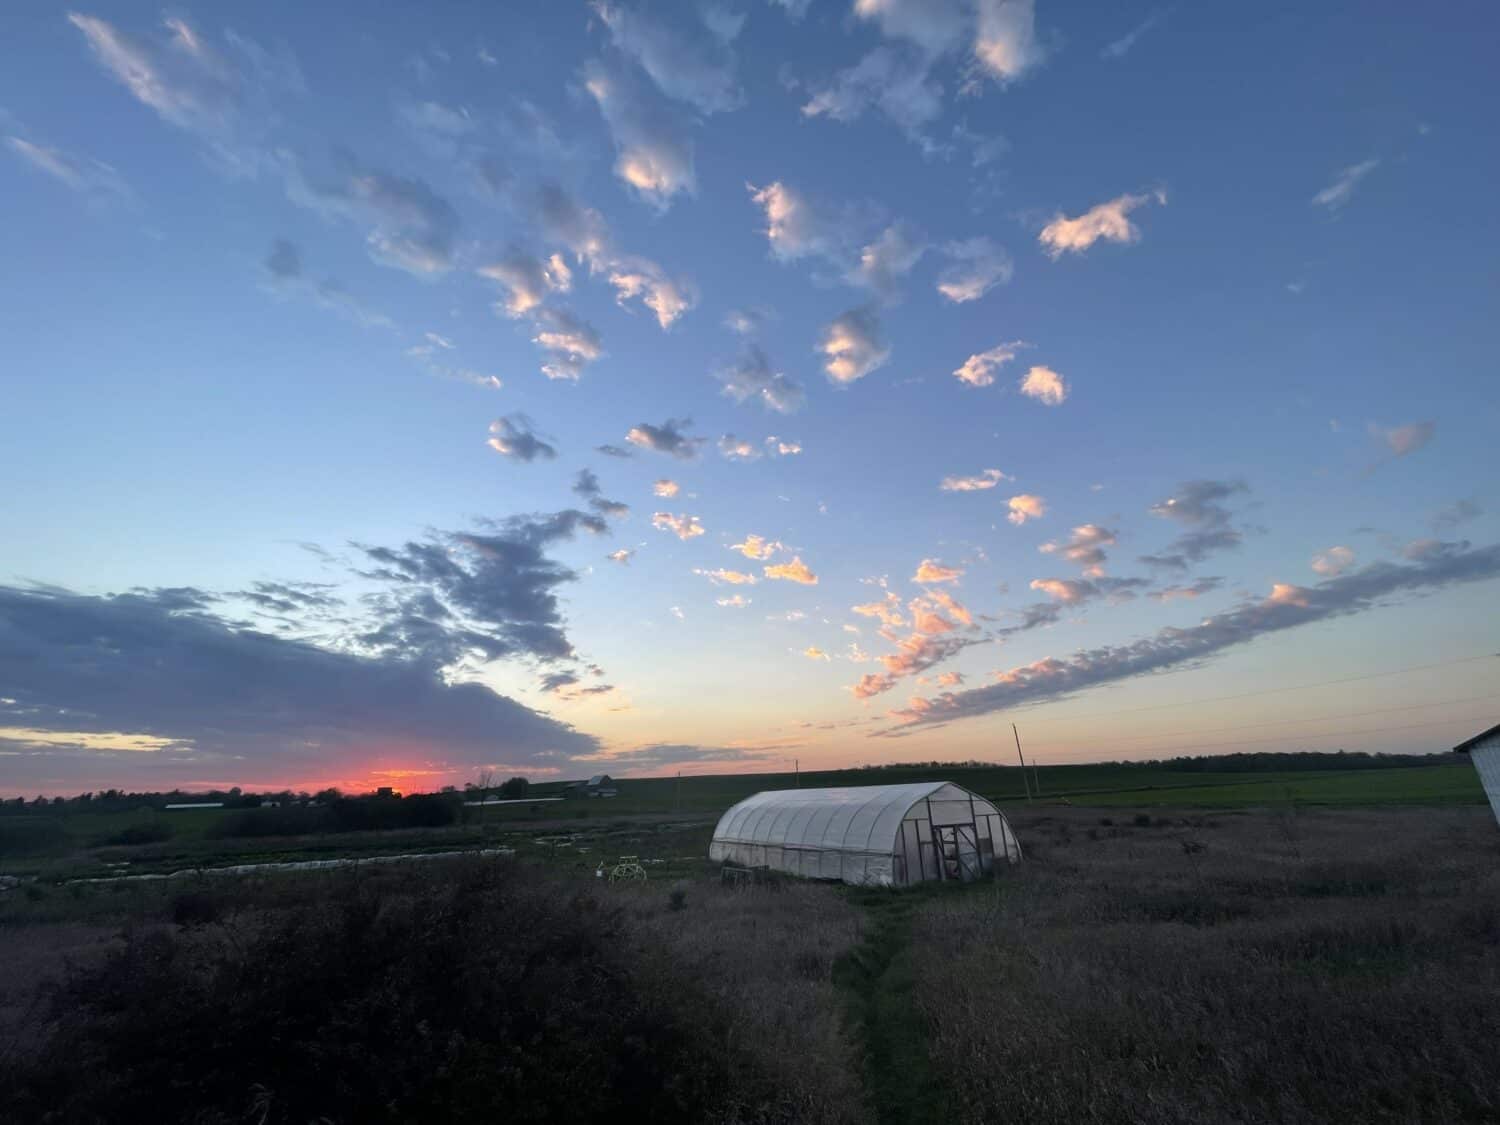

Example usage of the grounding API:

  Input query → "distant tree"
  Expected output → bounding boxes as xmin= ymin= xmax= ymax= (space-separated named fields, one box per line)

xmin=474 ymin=768 xmax=496 ymax=802
xmin=498 ymin=777 xmax=529 ymax=798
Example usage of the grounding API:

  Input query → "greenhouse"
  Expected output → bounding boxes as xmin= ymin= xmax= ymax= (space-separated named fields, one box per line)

xmin=708 ymin=781 xmax=1021 ymax=887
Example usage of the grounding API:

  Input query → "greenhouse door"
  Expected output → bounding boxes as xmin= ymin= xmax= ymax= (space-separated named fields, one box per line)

xmin=932 ymin=824 xmax=982 ymax=882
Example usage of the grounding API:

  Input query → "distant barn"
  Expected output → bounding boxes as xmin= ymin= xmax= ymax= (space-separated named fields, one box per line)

xmin=708 ymin=781 xmax=1021 ymax=887
xmin=563 ymin=774 xmax=618 ymax=799
xmin=1456 ymin=722 xmax=1500 ymax=826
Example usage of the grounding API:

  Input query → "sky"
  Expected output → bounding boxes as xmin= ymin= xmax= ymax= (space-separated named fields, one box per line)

xmin=2 ymin=0 xmax=1498 ymax=795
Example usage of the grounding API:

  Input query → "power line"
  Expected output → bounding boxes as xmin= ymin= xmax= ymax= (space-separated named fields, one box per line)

xmin=1012 ymin=653 xmax=1498 ymax=726
xmin=1031 ymin=711 xmax=1490 ymax=759
xmin=1054 ymin=692 xmax=1500 ymax=747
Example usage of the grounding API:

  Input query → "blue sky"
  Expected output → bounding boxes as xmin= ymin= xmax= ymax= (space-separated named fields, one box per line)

xmin=2 ymin=0 xmax=1497 ymax=793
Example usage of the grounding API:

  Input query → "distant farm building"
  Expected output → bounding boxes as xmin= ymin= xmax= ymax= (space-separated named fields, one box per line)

xmin=563 ymin=774 xmax=618 ymax=799
xmin=709 ymin=781 xmax=1021 ymax=887
xmin=1456 ymin=722 xmax=1500 ymax=826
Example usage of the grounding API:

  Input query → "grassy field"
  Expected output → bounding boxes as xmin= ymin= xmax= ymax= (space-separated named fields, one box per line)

xmin=2 ymin=802 xmax=1497 ymax=1123
xmin=0 ymin=761 xmax=1483 ymax=884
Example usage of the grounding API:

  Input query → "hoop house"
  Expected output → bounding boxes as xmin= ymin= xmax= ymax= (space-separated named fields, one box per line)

xmin=708 ymin=781 xmax=1021 ymax=887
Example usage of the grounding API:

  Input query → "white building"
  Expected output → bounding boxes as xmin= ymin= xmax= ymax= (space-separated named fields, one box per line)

xmin=708 ymin=781 xmax=1021 ymax=887
xmin=1456 ymin=722 xmax=1500 ymax=826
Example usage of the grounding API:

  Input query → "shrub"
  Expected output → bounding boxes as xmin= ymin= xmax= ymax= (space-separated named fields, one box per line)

xmin=0 ymin=817 xmax=68 ymax=857
xmin=94 ymin=820 xmax=174 ymax=847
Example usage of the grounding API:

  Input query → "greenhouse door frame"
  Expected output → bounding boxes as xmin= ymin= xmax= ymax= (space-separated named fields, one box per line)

xmin=931 ymin=822 xmax=982 ymax=882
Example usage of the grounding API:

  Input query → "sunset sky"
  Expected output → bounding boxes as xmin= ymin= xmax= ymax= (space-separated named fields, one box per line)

xmin=3 ymin=1 xmax=1497 ymax=795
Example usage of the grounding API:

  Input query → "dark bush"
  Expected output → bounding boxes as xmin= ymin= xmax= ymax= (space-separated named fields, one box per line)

xmin=1133 ymin=813 xmax=1153 ymax=827
xmin=0 ymin=862 xmax=757 ymax=1124
xmin=0 ymin=817 xmax=68 ymax=857
xmin=170 ymin=890 xmax=220 ymax=927
xmin=209 ymin=794 xmax=461 ymax=839
xmin=94 ymin=820 xmax=174 ymax=847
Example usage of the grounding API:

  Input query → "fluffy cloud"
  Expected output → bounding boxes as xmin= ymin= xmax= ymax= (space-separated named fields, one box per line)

xmin=1039 ymin=524 xmax=1116 ymax=576
xmin=913 ymin=559 xmax=963 ymax=584
xmin=764 ymin=556 xmax=819 ymax=584
xmin=803 ymin=646 xmax=831 ymax=660
xmin=731 ymin=534 xmax=782 ymax=560
xmin=853 ymin=593 xmax=907 ymax=628
xmin=532 ymin=307 xmax=604 ymax=381
xmin=604 ymin=254 xmax=697 ymax=328
xmin=748 ymin=181 xmax=839 ymax=263
xmin=717 ymin=434 xmax=760 ymax=461
xmin=891 ymin=541 xmax=1500 ymax=730
xmin=941 ymin=468 xmax=1010 ymax=492
xmin=717 ymin=345 xmax=806 ymax=413
xmin=486 ymin=415 xmax=557 ymax=462
xmin=694 ymin=568 xmax=758 ymax=585
xmin=606 ymin=548 xmax=635 ymax=564
xmin=717 ymin=594 xmax=751 ymax=608
xmin=766 ymin=436 xmax=802 ymax=456
xmin=652 ymin=512 xmax=705 ymax=540
xmin=954 ymin=341 xmax=1026 ymax=387
xmin=1039 ymin=189 xmax=1165 ymax=259
xmin=477 ymin=248 xmax=572 ymax=318
xmin=819 ymin=306 xmax=890 ymax=383
xmin=935 ymin=238 xmax=1013 ymax=303
xmin=1007 ymin=494 xmax=1047 ymax=525
xmin=1019 ymin=364 xmax=1068 ymax=405
xmin=627 ymin=418 xmax=704 ymax=459
xmin=854 ymin=0 xmax=968 ymax=54
xmin=851 ymin=672 xmax=900 ymax=699
xmin=652 ymin=479 xmax=680 ymax=498
xmin=582 ymin=58 xmax=696 ymax=210
xmin=594 ymin=1 xmax=743 ymax=114
xmin=1312 ymin=159 xmax=1379 ymax=211
xmin=1140 ymin=479 xmax=1246 ymax=570
xmin=1311 ymin=546 xmax=1355 ymax=577
xmin=973 ymin=0 xmax=1044 ymax=83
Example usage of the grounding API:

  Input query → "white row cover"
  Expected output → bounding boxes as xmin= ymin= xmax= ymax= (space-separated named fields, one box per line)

xmin=709 ymin=780 xmax=1021 ymax=887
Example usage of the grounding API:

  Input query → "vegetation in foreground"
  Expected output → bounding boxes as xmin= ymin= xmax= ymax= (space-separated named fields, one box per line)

xmin=0 ymin=860 xmax=865 ymax=1124
xmin=911 ymin=806 xmax=1500 ymax=1124
xmin=3 ymin=804 xmax=1498 ymax=1124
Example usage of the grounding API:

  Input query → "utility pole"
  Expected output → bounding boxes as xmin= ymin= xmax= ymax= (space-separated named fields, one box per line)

xmin=795 ymin=758 xmax=800 ymax=788
xmin=1012 ymin=723 xmax=1032 ymax=801
xmin=675 ymin=770 xmax=681 ymax=813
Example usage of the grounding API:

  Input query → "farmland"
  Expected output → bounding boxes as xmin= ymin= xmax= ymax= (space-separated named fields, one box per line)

xmin=2 ymin=757 xmax=1496 ymax=1122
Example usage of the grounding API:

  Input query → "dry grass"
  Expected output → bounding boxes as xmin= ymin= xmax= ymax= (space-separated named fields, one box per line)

xmin=603 ymin=876 xmax=868 ymax=1124
xmin=910 ymin=806 xmax=1500 ymax=1125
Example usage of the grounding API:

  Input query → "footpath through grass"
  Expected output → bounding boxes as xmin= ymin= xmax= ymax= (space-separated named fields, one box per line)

xmin=834 ymin=884 xmax=980 ymax=1125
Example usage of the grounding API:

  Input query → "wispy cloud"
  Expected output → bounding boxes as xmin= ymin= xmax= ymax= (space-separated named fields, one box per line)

xmin=1101 ymin=9 xmax=1167 ymax=59
xmin=5 ymin=134 xmax=131 ymax=204
xmin=935 ymin=238 xmax=1013 ymax=303
xmin=1140 ymin=479 xmax=1247 ymax=570
xmin=1039 ymin=524 xmax=1117 ymax=576
xmin=594 ymin=1 xmax=744 ymax=114
xmin=941 ymin=468 xmax=1012 ymax=492
xmin=718 ymin=434 xmax=761 ymax=461
xmin=582 ymin=58 xmax=695 ymax=210
xmin=1310 ymin=546 xmax=1355 ymax=577
xmin=913 ymin=559 xmax=963 ymax=584
xmin=1312 ymin=159 xmax=1379 ymax=211
xmin=890 ymin=541 xmax=1500 ymax=729
xmin=717 ymin=344 xmax=806 ymax=413
xmin=731 ymin=534 xmax=783 ymax=560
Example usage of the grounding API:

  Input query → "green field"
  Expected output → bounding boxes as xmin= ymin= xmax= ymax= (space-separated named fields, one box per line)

xmin=0 ymin=760 xmax=1484 ymax=882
